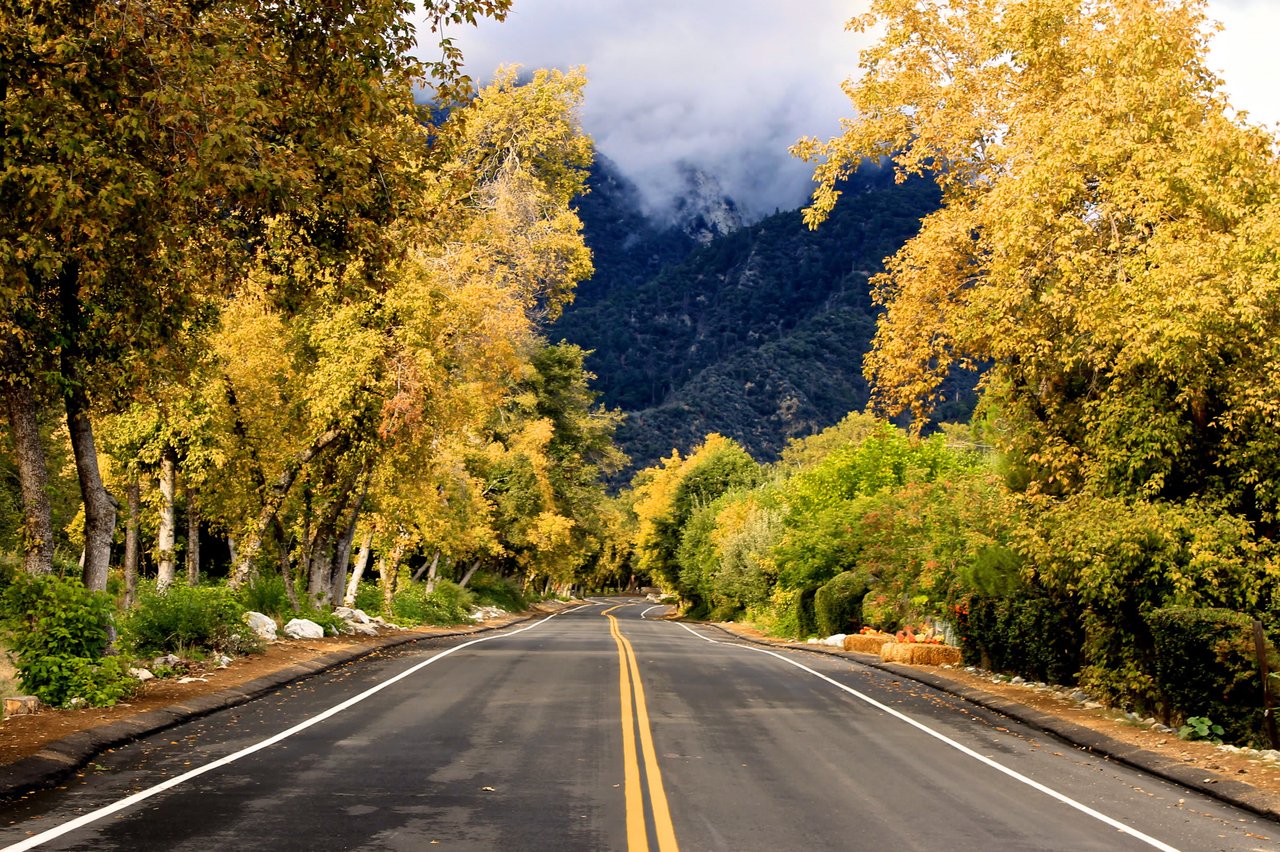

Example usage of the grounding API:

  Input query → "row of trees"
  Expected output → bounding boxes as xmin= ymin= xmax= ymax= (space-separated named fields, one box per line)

xmin=1 ymin=1 xmax=624 ymax=608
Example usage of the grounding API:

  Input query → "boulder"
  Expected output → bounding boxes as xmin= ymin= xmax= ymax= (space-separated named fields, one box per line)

xmin=347 ymin=621 xmax=379 ymax=636
xmin=128 ymin=667 xmax=156 ymax=682
xmin=152 ymin=654 xmax=181 ymax=669
xmin=283 ymin=618 xmax=325 ymax=640
xmin=335 ymin=606 xmax=372 ymax=625
xmin=823 ymin=634 xmax=848 ymax=647
xmin=245 ymin=611 xmax=278 ymax=641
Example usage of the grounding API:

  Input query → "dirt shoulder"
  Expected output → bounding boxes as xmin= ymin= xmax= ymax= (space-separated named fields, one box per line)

xmin=0 ymin=604 xmax=566 ymax=795
xmin=708 ymin=620 xmax=1280 ymax=821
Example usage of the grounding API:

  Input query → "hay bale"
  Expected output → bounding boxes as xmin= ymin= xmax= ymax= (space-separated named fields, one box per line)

xmin=879 ymin=642 xmax=962 ymax=666
xmin=844 ymin=633 xmax=893 ymax=654
xmin=909 ymin=644 xmax=963 ymax=666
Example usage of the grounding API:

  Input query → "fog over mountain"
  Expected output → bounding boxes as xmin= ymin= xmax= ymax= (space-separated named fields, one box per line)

xmin=424 ymin=0 xmax=1278 ymax=223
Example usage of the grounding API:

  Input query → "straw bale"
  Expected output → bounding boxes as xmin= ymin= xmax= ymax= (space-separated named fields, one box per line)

xmin=843 ymin=633 xmax=893 ymax=654
xmin=879 ymin=642 xmax=962 ymax=666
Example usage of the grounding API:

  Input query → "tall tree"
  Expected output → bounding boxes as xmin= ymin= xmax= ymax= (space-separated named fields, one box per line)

xmin=795 ymin=0 xmax=1280 ymax=519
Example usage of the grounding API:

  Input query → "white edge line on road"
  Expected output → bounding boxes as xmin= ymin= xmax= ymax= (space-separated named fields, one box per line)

xmin=640 ymin=605 xmax=667 ymax=619
xmin=2 ymin=606 xmax=591 ymax=852
xmin=673 ymin=622 xmax=1180 ymax=852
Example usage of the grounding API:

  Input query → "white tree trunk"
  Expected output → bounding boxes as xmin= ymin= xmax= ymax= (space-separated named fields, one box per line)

xmin=343 ymin=531 xmax=373 ymax=607
xmin=156 ymin=448 xmax=178 ymax=591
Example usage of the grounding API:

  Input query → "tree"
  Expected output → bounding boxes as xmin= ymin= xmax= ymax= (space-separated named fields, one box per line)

xmin=795 ymin=0 xmax=1280 ymax=521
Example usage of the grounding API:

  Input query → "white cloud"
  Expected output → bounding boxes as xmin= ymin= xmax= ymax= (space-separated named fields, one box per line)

xmin=428 ymin=0 xmax=1279 ymax=217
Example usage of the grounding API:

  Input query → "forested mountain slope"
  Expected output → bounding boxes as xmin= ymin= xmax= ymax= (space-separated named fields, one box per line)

xmin=553 ymin=162 xmax=961 ymax=476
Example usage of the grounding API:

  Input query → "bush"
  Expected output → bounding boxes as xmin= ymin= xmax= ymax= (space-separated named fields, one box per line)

xmin=353 ymin=581 xmax=383 ymax=616
xmin=392 ymin=579 xmax=474 ymax=626
xmin=240 ymin=574 xmax=291 ymax=619
xmin=0 ymin=573 xmax=135 ymax=707
xmin=814 ymin=572 xmax=867 ymax=636
xmin=467 ymin=572 xmax=529 ymax=612
xmin=1148 ymin=607 xmax=1267 ymax=745
xmin=957 ymin=591 xmax=1084 ymax=685
xmin=126 ymin=584 xmax=258 ymax=657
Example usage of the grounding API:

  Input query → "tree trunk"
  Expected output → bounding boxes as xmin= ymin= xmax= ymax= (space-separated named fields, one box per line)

xmin=425 ymin=554 xmax=445 ymax=594
xmin=3 ymin=380 xmax=54 ymax=575
xmin=59 ymin=261 xmax=117 ymax=590
xmin=380 ymin=537 xmax=406 ymax=617
xmin=458 ymin=560 xmax=481 ymax=589
xmin=412 ymin=550 xmax=439 ymax=583
xmin=329 ymin=483 xmax=366 ymax=608
xmin=229 ymin=428 xmax=343 ymax=588
xmin=279 ymin=530 xmax=300 ymax=611
xmin=123 ymin=476 xmax=141 ymax=609
xmin=156 ymin=447 xmax=178 ymax=591
xmin=185 ymin=485 xmax=200 ymax=585
xmin=343 ymin=530 xmax=373 ymax=607
xmin=66 ymin=391 xmax=117 ymax=591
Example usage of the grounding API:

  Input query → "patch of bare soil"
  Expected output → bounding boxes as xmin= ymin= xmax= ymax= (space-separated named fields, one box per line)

xmin=713 ymin=621 xmax=1280 ymax=801
xmin=0 ymin=611 xmax=539 ymax=767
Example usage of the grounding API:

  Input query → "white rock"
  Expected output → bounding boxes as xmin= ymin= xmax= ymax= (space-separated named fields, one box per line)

xmin=806 ymin=637 xmax=821 ymax=644
xmin=215 ymin=655 xmax=233 ymax=669
xmin=824 ymin=634 xmax=848 ymax=647
xmin=177 ymin=676 xmax=208 ymax=684
xmin=335 ymin=606 xmax=372 ymax=625
xmin=348 ymin=622 xmax=379 ymax=636
xmin=1011 ymin=676 xmax=1026 ymax=685
xmin=152 ymin=654 xmax=181 ymax=669
xmin=128 ymin=668 xmax=156 ymax=682
xmin=244 ymin=611 xmax=278 ymax=641
xmin=283 ymin=618 xmax=325 ymax=640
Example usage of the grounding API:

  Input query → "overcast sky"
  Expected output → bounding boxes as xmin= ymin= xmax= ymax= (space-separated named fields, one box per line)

xmin=428 ymin=0 xmax=1279 ymax=219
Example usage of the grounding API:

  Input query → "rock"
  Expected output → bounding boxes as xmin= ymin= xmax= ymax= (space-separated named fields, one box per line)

xmin=152 ymin=654 xmax=181 ymax=669
xmin=823 ymin=634 xmax=848 ymax=647
xmin=347 ymin=621 xmax=379 ymax=636
xmin=335 ymin=606 xmax=372 ymax=625
xmin=1070 ymin=690 xmax=1090 ymax=703
xmin=214 ymin=655 xmax=233 ymax=669
xmin=1083 ymin=700 xmax=1104 ymax=710
xmin=3 ymin=696 xmax=40 ymax=717
xmin=1153 ymin=724 xmax=1176 ymax=734
xmin=67 ymin=697 xmax=86 ymax=709
xmin=1144 ymin=717 xmax=1158 ymax=727
xmin=177 ymin=676 xmax=208 ymax=684
xmin=244 ymin=611 xmax=278 ymax=641
xmin=283 ymin=618 xmax=325 ymax=640
xmin=128 ymin=668 xmax=156 ymax=682
xmin=1011 ymin=676 xmax=1026 ymax=685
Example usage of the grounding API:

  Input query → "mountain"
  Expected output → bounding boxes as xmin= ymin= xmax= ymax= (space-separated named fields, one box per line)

xmin=554 ymin=158 xmax=968 ymax=479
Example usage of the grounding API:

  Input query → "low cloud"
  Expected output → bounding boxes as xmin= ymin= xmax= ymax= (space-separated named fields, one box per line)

xmin=428 ymin=0 xmax=1278 ymax=219
xmin=434 ymin=0 xmax=862 ymax=219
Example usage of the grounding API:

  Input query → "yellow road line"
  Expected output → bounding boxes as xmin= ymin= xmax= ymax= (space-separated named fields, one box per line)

xmin=604 ymin=605 xmax=680 ymax=852
xmin=606 ymin=607 xmax=649 ymax=850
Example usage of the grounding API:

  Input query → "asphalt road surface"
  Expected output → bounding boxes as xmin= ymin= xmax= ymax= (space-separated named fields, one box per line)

xmin=1 ymin=600 xmax=1277 ymax=851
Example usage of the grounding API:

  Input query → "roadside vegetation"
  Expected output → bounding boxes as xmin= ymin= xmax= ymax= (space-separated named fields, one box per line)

xmin=0 ymin=2 xmax=622 ymax=710
xmin=611 ymin=0 xmax=1280 ymax=750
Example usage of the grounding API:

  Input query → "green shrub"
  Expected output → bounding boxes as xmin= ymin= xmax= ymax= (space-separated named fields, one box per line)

xmin=467 ymin=572 xmax=528 ymax=612
xmin=353 ymin=581 xmax=383 ymax=616
xmin=1148 ymin=606 xmax=1266 ymax=745
xmin=0 ymin=573 xmax=135 ymax=707
xmin=240 ymin=574 xmax=291 ymax=619
xmin=957 ymin=591 xmax=1083 ymax=685
xmin=392 ymin=579 xmax=474 ymax=626
xmin=814 ymin=571 xmax=868 ymax=636
xmin=126 ymin=584 xmax=258 ymax=656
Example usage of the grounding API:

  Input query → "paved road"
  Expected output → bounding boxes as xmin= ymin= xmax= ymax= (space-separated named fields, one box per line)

xmin=1 ymin=600 xmax=1277 ymax=851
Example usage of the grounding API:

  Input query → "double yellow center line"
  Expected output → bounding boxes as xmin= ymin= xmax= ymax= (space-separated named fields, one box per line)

xmin=603 ymin=605 xmax=680 ymax=852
